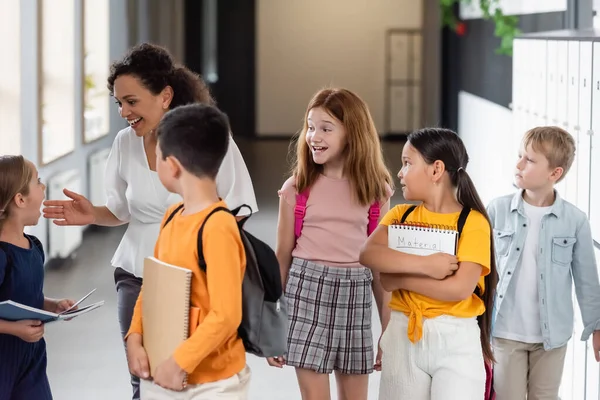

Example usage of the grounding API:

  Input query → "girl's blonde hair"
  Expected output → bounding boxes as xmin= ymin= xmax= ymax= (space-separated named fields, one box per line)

xmin=0 ymin=156 xmax=32 ymax=229
xmin=291 ymin=88 xmax=393 ymax=205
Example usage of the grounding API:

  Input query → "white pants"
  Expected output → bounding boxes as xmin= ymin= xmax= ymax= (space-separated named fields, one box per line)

xmin=140 ymin=366 xmax=251 ymax=400
xmin=378 ymin=312 xmax=485 ymax=400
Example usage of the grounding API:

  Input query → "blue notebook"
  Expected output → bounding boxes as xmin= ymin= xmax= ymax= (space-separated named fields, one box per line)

xmin=0 ymin=289 xmax=104 ymax=323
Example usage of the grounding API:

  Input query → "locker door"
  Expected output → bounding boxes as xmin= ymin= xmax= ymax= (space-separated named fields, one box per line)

xmin=565 ymin=41 xmax=580 ymax=205
xmin=557 ymin=41 xmax=570 ymax=129
xmin=589 ymin=42 xmax=600 ymax=242
xmin=535 ymin=40 xmax=548 ymax=126
xmin=577 ymin=41 xmax=593 ymax=216
xmin=522 ymin=39 xmax=536 ymax=130
xmin=512 ymin=39 xmax=526 ymax=155
xmin=512 ymin=39 xmax=524 ymax=114
xmin=546 ymin=41 xmax=559 ymax=126
xmin=568 ymin=41 xmax=581 ymax=131
xmin=554 ymin=41 xmax=570 ymax=199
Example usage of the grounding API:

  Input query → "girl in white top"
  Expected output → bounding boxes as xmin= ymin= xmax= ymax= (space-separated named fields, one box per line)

xmin=42 ymin=43 xmax=257 ymax=400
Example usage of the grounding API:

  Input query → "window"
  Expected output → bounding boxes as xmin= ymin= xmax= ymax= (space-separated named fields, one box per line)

xmin=83 ymin=0 xmax=110 ymax=143
xmin=0 ymin=0 xmax=21 ymax=155
xmin=40 ymin=0 xmax=76 ymax=164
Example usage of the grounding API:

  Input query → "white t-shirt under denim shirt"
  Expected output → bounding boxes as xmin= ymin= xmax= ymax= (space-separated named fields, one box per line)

xmin=105 ymin=127 xmax=258 ymax=278
xmin=494 ymin=201 xmax=552 ymax=343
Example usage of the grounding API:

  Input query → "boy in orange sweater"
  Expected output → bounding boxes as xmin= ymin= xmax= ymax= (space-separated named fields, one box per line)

xmin=125 ymin=103 xmax=250 ymax=399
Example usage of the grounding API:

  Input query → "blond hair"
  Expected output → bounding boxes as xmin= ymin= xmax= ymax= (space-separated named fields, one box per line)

xmin=291 ymin=88 xmax=393 ymax=206
xmin=523 ymin=126 xmax=575 ymax=182
xmin=0 ymin=156 xmax=32 ymax=230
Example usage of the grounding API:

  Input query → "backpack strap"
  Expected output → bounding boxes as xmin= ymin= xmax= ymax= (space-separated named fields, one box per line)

xmin=399 ymin=205 xmax=471 ymax=236
xmin=294 ymin=189 xmax=309 ymax=239
xmin=456 ymin=207 xmax=471 ymax=238
xmin=295 ymin=189 xmax=381 ymax=238
xmin=367 ymin=202 xmax=381 ymax=236
xmin=400 ymin=205 xmax=417 ymax=223
xmin=196 ymin=207 xmax=234 ymax=272
xmin=163 ymin=204 xmax=185 ymax=228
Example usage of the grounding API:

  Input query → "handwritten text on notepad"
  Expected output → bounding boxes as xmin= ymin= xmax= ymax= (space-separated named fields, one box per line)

xmin=393 ymin=235 xmax=441 ymax=252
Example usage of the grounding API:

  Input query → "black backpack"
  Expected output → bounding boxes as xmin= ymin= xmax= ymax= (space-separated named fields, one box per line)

xmin=163 ymin=204 xmax=289 ymax=358
xmin=0 ymin=235 xmax=44 ymax=302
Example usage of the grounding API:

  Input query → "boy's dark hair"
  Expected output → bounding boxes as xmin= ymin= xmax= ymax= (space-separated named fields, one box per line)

xmin=157 ymin=104 xmax=230 ymax=179
xmin=407 ymin=127 xmax=498 ymax=365
xmin=107 ymin=42 xmax=214 ymax=108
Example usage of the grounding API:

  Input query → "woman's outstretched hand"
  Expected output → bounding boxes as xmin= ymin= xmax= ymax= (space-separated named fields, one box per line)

xmin=43 ymin=189 xmax=96 ymax=226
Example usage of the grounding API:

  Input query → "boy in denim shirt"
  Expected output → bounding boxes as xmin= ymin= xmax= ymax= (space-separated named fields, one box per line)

xmin=487 ymin=126 xmax=600 ymax=399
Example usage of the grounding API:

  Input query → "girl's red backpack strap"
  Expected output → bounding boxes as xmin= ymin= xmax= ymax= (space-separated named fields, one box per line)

xmin=367 ymin=202 xmax=380 ymax=236
xmin=294 ymin=189 xmax=310 ymax=239
xmin=485 ymin=360 xmax=496 ymax=399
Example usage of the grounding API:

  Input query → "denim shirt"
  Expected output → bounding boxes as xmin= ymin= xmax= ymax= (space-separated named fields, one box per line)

xmin=487 ymin=190 xmax=600 ymax=350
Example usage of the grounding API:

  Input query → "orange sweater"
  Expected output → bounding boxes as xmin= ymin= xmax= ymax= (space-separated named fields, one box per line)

xmin=127 ymin=201 xmax=246 ymax=384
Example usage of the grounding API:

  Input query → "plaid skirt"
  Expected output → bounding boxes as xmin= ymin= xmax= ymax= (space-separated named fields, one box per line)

xmin=285 ymin=258 xmax=374 ymax=375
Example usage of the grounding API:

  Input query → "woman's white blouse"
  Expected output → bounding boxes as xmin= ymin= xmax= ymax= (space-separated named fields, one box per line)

xmin=105 ymin=127 xmax=258 ymax=277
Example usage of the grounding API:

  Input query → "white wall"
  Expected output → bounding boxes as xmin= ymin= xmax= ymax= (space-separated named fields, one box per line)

xmin=256 ymin=0 xmax=423 ymax=136
xmin=458 ymin=91 xmax=517 ymax=205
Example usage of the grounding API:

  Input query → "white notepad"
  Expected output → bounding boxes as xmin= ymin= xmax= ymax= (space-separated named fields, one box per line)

xmin=388 ymin=224 xmax=458 ymax=256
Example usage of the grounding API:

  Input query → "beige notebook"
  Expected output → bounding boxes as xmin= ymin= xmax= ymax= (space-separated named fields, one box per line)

xmin=142 ymin=256 xmax=192 ymax=376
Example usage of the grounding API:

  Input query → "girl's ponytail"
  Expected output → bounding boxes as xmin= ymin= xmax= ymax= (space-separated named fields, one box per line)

xmin=455 ymin=167 xmax=498 ymax=364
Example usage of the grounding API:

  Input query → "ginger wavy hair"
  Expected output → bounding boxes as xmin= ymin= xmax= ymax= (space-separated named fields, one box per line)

xmin=291 ymin=88 xmax=393 ymax=205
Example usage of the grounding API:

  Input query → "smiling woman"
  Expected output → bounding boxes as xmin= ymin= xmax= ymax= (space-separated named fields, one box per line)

xmin=41 ymin=43 xmax=258 ymax=400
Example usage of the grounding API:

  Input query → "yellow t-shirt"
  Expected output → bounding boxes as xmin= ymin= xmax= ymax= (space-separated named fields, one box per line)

xmin=380 ymin=203 xmax=491 ymax=342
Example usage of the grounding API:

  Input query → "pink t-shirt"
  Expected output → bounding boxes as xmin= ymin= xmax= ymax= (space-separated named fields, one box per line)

xmin=279 ymin=175 xmax=393 ymax=268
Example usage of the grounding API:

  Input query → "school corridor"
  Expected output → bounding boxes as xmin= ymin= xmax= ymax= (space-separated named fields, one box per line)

xmin=4 ymin=0 xmax=600 ymax=398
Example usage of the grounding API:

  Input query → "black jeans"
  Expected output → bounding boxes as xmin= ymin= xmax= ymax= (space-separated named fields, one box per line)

xmin=114 ymin=267 xmax=143 ymax=400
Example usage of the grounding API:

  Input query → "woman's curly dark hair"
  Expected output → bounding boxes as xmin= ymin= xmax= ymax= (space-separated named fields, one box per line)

xmin=107 ymin=42 xmax=214 ymax=108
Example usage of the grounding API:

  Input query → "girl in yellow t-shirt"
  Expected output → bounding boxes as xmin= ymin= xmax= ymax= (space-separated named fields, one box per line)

xmin=359 ymin=127 xmax=498 ymax=400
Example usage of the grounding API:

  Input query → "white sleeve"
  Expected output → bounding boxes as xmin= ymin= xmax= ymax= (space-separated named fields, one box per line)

xmin=216 ymin=135 xmax=258 ymax=216
xmin=104 ymin=133 xmax=131 ymax=222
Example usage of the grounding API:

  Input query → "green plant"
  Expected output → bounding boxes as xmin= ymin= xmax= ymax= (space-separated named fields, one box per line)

xmin=84 ymin=74 xmax=96 ymax=92
xmin=83 ymin=50 xmax=97 ymax=111
xmin=84 ymin=74 xmax=96 ymax=111
xmin=440 ymin=0 xmax=521 ymax=56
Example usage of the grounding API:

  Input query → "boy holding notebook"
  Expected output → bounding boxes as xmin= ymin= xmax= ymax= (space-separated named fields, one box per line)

xmin=125 ymin=104 xmax=250 ymax=398
xmin=487 ymin=126 xmax=600 ymax=399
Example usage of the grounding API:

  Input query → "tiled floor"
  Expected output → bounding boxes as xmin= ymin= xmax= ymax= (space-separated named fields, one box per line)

xmin=43 ymin=138 xmax=406 ymax=400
